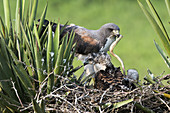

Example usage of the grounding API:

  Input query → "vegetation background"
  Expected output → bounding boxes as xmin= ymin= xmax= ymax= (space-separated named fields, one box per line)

xmin=0 ymin=0 xmax=169 ymax=80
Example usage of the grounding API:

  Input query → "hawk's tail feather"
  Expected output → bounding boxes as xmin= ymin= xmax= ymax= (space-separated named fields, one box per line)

xmin=37 ymin=19 xmax=75 ymax=40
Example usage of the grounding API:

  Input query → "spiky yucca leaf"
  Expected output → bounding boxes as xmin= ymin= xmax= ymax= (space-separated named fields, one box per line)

xmin=137 ymin=0 xmax=170 ymax=57
xmin=146 ymin=0 xmax=169 ymax=42
xmin=47 ymin=23 xmax=54 ymax=93
xmin=0 ymin=0 xmax=77 ymax=111
xmin=29 ymin=0 xmax=38 ymax=30
xmin=3 ymin=0 xmax=12 ymax=35
xmin=32 ymin=99 xmax=44 ymax=113
xmin=15 ymin=0 xmax=22 ymax=36
xmin=154 ymin=41 xmax=170 ymax=68
xmin=53 ymin=21 xmax=60 ymax=66
xmin=0 ymin=17 xmax=5 ymax=36
xmin=165 ymin=0 xmax=170 ymax=16
xmin=38 ymin=3 xmax=48 ymax=36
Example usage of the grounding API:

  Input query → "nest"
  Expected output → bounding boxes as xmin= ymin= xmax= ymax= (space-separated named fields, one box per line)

xmin=40 ymin=74 xmax=170 ymax=113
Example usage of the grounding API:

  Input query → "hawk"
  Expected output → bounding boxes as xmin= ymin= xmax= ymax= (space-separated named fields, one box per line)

xmin=38 ymin=20 xmax=124 ymax=76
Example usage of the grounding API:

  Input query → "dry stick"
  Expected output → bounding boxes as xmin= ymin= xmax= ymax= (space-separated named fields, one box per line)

xmin=20 ymin=104 xmax=33 ymax=112
xmin=36 ymin=81 xmax=46 ymax=102
xmin=11 ymin=78 xmax=24 ymax=108
xmin=75 ymin=93 xmax=78 ymax=105
xmin=42 ymin=84 xmax=80 ymax=112
xmin=45 ymin=94 xmax=80 ymax=113
xmin=34 ymin=70 xmax=54 ymax=101
xmin=154 ymin=93 xmax=170 ymax=111
xmin=109 ymin=35 xmax=125 ymax=75
xmin=99 ymin=88 xmax=109 ymax=113
xmin=79 ymin=101 xmax=94 ymax=112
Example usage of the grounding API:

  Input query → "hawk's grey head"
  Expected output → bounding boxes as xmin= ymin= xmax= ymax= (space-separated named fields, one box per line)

xmin=100 ymin=23 xmax=120 ymax=38
xmin=99 ymin=23 xmax=120 ymax=52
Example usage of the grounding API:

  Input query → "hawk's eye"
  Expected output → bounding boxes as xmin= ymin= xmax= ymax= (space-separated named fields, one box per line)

xmin=108 ymin=28 xmax=113 ymax=32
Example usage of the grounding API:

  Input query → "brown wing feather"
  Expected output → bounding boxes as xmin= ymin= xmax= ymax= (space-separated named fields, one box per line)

xmin=59 ymin=24 xmax=101 ymax=54
xmin=74 ymin=35 xmax=100 ymax=54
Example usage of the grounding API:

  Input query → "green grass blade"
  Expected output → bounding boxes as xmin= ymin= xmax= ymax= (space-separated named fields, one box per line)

xmin=26 ymin=23 xmax=34 ymax=52
xmin=144 ymin=69 xmax=157 ymax=84
xmin=113 ymin=98 xmax=134 ymax=109
xmin=11 ymin=63 xmax=35 ymax=96
xmin=53 ymin=21 xmax=60 ymax=65
xmin=28 ymin=0 xmax=32 ymax=17
xmin=32 ymin=99 xmax=43 ymax=113
xmin=40 ymin=25 xmax=48 ymax=45
xmin=6 ymin=44 xmax=31 ymax=96
xmin=0 ymin=47 xmax=24 ymax=101
xmin=25 ymin=0 xmax=31 ymax=24
xmin=154 ymin=40 xmax=170 ymax=68
xmin=47 ymin=23 xmax=54 ymax=93
xmin=22 ymin=0 xmax=25 ymax=21
xmin=147 ymin=69 xmax=154 ymax=79
xmin=54 ymin=37 xmax=66 ymax=75
xmin=64 ymin=31 xmax=75 ymax=61
xmin=25 ymin=23 xmax=35 ymax=59
xmin=138 ymin=0 xmax=170 ymax=56
xmin=0 ymin=36 xmax=10 ymax=62
xmin=134 ymin=103 xmax=155 ymax=113
xmin=24 ymin=50 xmax=34 ymax=76
xmin=34 ymin=38 xmax=44 ymax=84
xmin=0 ymin=93 xmax=21 ymax=107
xmin=63 ymin=33 xmax=68 ymax=51
xmin=3 ymin=0 xmax=12 ymax=34
xmin=34 ymin=22 xmax=41 ymax=51
xmin=0 ymin=17 xmax=5 ymax=36
xmin=29 ymin=0 xmax=38 ymax=30
xmin=0 ymin=95 xmax=20 ymax=112
xmin=68 ymin=45 xmax=76 ymax=68
xmin=165 ymin=0 xmax=170 ymax=16
xmin=146 ymin=0 xmax=170 ymax=42
xmin=7 ymin=40 xmax=33 ymax=78
xmin=38 ymin=3 xmax=48 ymax=36
xmin=62 ymin=32 xmax=75 ymax=76
xmin=20 ymin=21 xmax=31 ymax=50
xmin=6 ymin=45 xmax=20 ymax=65
xmin=15 ymin=0 xmax=22 ymax=36
xmin=47 ymin=23 xmax=53 ymax=72
xmin=39 ymin=99 xmax=45 ymax=113
xmin=0 ymin=59 xmax=17 ymax=100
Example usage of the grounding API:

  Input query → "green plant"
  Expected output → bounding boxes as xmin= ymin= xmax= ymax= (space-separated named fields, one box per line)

xmin=137 ymin=0 xmax=170 ymax=68
xmin=0 ymin=0 xmax=76 ymax=112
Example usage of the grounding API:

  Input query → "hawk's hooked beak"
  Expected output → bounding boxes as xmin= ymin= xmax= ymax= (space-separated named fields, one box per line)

xmin=112 ymin=30 xmax=120 ymax=37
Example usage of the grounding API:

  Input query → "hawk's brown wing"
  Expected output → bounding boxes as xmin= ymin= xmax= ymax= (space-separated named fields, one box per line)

xmin=37 ymin=19 xmax=101 ymax=55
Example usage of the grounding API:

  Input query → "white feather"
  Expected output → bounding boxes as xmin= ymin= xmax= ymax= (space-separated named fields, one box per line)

xmin=100 ymin=36 xmax=116 ymax=52
xmin=93 ymin=63 xmax=106 ymax=73
xmin=76 ymin=54 xmax=88 ymax=62
xmin=84 ymin=64 xmax=95 ymax=76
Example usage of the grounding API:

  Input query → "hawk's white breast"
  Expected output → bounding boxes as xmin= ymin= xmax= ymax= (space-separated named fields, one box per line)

xmin=100 ymin=36 xmax=116 ymax=52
